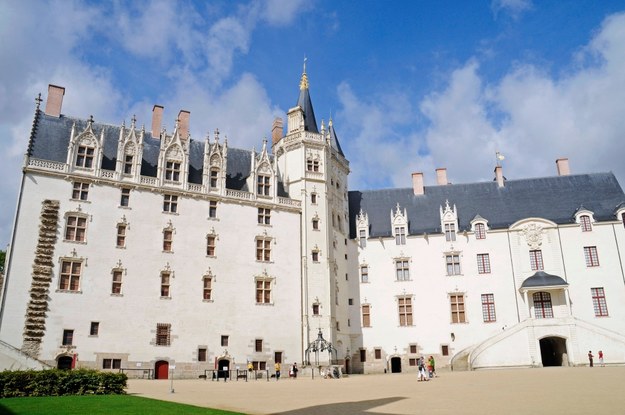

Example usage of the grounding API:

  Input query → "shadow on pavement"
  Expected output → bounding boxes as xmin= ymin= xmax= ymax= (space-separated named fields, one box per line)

xmin=271 ymin=397 xmax=406 ymax=415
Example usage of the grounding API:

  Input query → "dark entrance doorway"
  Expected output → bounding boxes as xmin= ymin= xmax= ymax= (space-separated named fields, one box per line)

xmin=57 ymin=356 xmax=73 ymax=370
xmin=390 ymin=357 xmax=402 ymax=373
xmin=217 ymin=358 xmax=230 ymax=379
xmin=344 ymin=358 xmax=351 ymax=375
xmin=539 ymin=337 xmax=567 ymax=367
xmin=155 ymin=360 xmax=169 ymax=379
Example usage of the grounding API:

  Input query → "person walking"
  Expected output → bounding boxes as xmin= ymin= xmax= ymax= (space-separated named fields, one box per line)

xmin=428 ymin=356 xmax=436 ymax=378
xmin=598 ymin=350 xmax=604 ymax=367
xmin=275 ymin=362 xmax=281 ymax=380
xmin=588 ymin=351 xmax=594 ymax=367
xmin=292 ymin=362 xmax=298 ymax=378
xmin=417 ymin=357 xmax=428 ymax=381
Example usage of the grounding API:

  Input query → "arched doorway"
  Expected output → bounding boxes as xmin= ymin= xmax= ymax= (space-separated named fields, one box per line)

xmin=155 ymin=360 xmax=169 ymax=379
xmin=217 ymin=358 xmax=230 ymax=379
xmin=390 ymin=356 xmax=402 ymax=373
xmin=57 ymin=355 xmax=73 ymax=370
xmin=539 ymin=337 xmax=567 ymax=367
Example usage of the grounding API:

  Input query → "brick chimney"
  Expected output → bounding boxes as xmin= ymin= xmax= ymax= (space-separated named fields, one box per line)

xmin=436 ymin=168 xmax=448 ymax=185
xmin=412 ymin=172 xmax=424 ymax=195
xmin=495 ymin=165 xmax=504 ymax=187
xmin=556 ymin=158 xmax=570 ymax=176
xmin=45 ymin=84 xmax=65 ymax=117
xmin=151 ymin=105 xmax=163 ymax=138
xmin=272 ymin=117 xmax=283 ymax=146
xmin=178 ymin=110 xmax=190 ymax=139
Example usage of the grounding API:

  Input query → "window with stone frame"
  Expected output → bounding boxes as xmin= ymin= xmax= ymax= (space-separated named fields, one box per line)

xmin=591 ymin=287 xmax=609 ymax=317
xmin=198 ymin=348 xmax=207 ymax=362
xmin=76 ymin=145 xmax=95 ymax=168
xmin=160 ymin=272 xmax=171 ymax=298
xmin=206 ymin=235 xmax=216 ymax=256
xmin=255 ymin=339 xmax=263 ymax=352
xmin=395 ymin=226 xmax=406 ymax=245
xmin=311 ymin=192 xmax=318 ymax=204
xmin=123 ymin=154 xmax=133 ymax=175
xmin=312 ymin=303 xmax=320 ymax=316
xmin=59 ymin=260 xmax=82 ymax=291
xmin=474 ymin=223 xmax=486 ymax=239
xmin=476 ymin=253 xmax=491 ymax=274
xmin=398 ymin=297 xmax=413 ymax=326
xmin=410 ymin=344 xmax=418 ymax=354
xmin=209 ymin=168 xmax=219 ymax=188
xmin=274 ymin=351 xmax=282 ymax=364
xmin=360 ymin=349 xmax=367 ymax=362
xmin=360 ymin=265 xmax=369 ymax=283
xmin=221 ymin=335 xmax=228 ymax=347
xmin=359 ymin=229 xmax=367 ymax=248
xmin=529 ymin=250 xmax=544 ymax=271
xmin=120 ymin=188 xmax=130 ymax=207
xmin=257 ymin=174 xmax=270 ymax=196
xmin=481 ymin=293 xmax=496 ymax=322
xmin=312 ymin=217 xmax=319 ymax=230
xmin=165 ymin=161 xmax=181 ymax=182
xmin=306 ymin=159 xmax=320 ymax=172
xmin=203 ymin=275 xmax=213 ymax=300
xmin=256 ymin=237 xmax=271 ymax=262
xmin=111 ymin=270 xmax=122 ymax=294
xmin=163 ymin=229 xmax=173 ymax=252
xmin=163 ymin=194 xmax=178 ymax=213
xmin=441 ymin=345 xmax=449 ymax=356
xmin=311 ymin=250 xmax=319 ymax=262
xmin=208 ymin=200 xmax=217 ymax=218
xmin=395 ymin=259 xmax=410 ymax=281
xmin=62 ymin=329 xmax=74 ymax=346
xmin=65 ymin=215 xmax=87 ymax=242
xmin=156 ymin=323 xmax=171 ymax=346
xmin=103 ymin=358 xmax=121 ymax=369
xmin=255 ymin=278 xmax=271 ymax=304
xmin=90 ymin=321 xmax=99 ymax=336
xmin=584 ymin=246 xmax=600 ymax=267
xmin=533 ymin=292 xmax=553 ymax=319
xmin=580 ymin=215 xmax=592 ymax=232
xmin=445 ymin=223 xmax=456 ymax=241
xmin=446 ymin=254 xmax=461 ymax=276
xmin=258 ymin=208 xmax=271 ymax=225
xmin=450 ymin=294 xmax=466 ymax=323
xmin=116 ymin=224 xmax=126 ymax=248
xmin=72 ymin=181 xmax=89 ymax=201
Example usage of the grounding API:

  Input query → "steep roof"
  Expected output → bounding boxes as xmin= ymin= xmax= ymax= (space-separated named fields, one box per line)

xmin=328 ymin=120 xmax=344 ymax=157
xmin=297 ymin=70 xmax=319 ymax=134
xmin=348 ymin=173 xmax=625 ymax=238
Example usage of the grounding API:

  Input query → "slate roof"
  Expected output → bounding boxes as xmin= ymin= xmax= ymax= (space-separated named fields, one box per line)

xmin=348 ymin=173 xmax=625 ymax=238
xmin=520 ymin=271 xmax=568 ymax=289
xmin=328 ymin=122 xmax=345 ymax=157
xmin=297 ymin=85 xmax=319 ymax=134
xmin=28 ymin=111 xmax=288 ymax=196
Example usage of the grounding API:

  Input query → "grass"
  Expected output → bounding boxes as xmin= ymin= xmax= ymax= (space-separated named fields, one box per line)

xmin=0 ymin=395 xmax=246 ymax=415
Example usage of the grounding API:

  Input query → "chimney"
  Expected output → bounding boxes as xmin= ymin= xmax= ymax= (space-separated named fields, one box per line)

xmin=45 ymin=84 xmax=65 ymax=117
xmin=412 ymin=172 xmax=424 ymax=195
xmin=272 ymin=117 xmax=283 ymax=146
xmin=436 ymin=168 xmax=448 ymax=185
xmin=495 ymin=165 xmax=504 ymax=187
xmin=151 ymin=105 xmax=164 ymax=138
xmin=178 ymin=110 xmax=190 ymax=139
xmin=556 ymin=158 xmax=570 ymax=176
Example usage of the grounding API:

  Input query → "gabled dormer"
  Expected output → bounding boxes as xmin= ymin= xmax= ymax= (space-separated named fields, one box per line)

xmin=470 ymin=214 xmax=489 ymax=240
xmin=250 ymin=139 xmax=276 ymax=200
xmin=203 ymin=128 xmax=227 ymax=195
xmin=391 ymin=203 xmax=408 ymax=245
xmin=115 ymin=116 xmax=144 ymax=183
xmin=573 ymin=205 xmax=595 ymax=232
xmin=157 ymin=119 xmax=189 ymax=189
xmin=67 ymin=116 xmax=104 ymax=177
xmin=356 ymin=209 xmax=369 ymax=249
xmin=440 ymin=200 xmax=459 ymax=242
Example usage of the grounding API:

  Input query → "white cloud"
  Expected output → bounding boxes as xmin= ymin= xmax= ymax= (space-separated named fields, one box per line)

xmin=491 ymin=0 xmax=532 ymax=19
xmin=260 ymin=0 xmax=309 ymax=26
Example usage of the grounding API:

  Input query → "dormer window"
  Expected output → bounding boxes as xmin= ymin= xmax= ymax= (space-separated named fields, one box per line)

xmin=123 ymin=155 xmax=133 ymax=175
xmin=359 ymin=229 xmax=366 ymax=248
xmin=580 ymin=215 xmax=592 ymax=232
xmin=475 ymin=223 xmax=486 ymax=239
xmin=165 ymin=161 xmax=181 ymax=182
xmin=395 ymin=227 xmax=406 ymax=245
xmin=76 ymin=145 xmax=94 ymax=168
xmin=445 ymin=223 xmax=456 ymax=242
xmin=257 ymin=174 xmax=270 ymax=196
xmin=210 ymin=168 xmax=219 ymax=188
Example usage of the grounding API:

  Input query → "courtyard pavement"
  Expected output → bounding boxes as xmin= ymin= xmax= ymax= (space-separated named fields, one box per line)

xmin=127 ymin=366 xmax=625 ymax=414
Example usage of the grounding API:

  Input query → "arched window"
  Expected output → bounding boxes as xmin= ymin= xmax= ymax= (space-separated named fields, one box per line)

xmin=533 ymin=292 xmax=553 ymax=319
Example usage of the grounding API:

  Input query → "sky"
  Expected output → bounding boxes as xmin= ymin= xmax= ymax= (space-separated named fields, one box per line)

xmin=1 ymin=0 xmax=625 ymax=247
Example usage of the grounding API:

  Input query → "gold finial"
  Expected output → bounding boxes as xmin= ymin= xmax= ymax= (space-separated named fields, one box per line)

xmin=299 ymin=56 xmax=309 ymax=90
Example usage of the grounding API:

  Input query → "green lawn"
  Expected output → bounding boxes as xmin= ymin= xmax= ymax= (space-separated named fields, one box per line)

xmin=0 ymin=395 xmax=245 ymax=415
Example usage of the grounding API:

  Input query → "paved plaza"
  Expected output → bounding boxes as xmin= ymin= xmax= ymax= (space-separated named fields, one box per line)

xmin=127 ymin=366 xmax=625 ymax=414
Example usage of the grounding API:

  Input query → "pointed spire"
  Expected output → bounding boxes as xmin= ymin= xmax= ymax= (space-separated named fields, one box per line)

xmin=296 ymin=58 xmax=319 ymax=134
xmin=300 ymin=57 xmax=309 ymax=90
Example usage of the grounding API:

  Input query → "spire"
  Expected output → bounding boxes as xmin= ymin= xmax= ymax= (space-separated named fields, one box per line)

xmin=296 ymin=57 xmax=319 ymax=134
xmin=328 ymin=117 xmax=345 ymax=157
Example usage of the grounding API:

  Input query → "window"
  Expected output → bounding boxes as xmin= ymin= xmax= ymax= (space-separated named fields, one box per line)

xmin=156 ymin=323 xmax=171 ymax=346
xmin=450 ymin=294 xmax=466 ymax=323
xmin=116 ymin=224 xmax=126 ymax=248
xmin=124 ymin=155 xmax=133 ymax=174
xmin=410 ymin=345 xmax=417 ymax=354
xmin=529 ymin=250 xmax=544 ymax=271
xmin=445 ymin=223 xmax=456 ymax=241
xmin=103 ymin=359 xmax=121 ymax=369
xmin=76 ymin=145 xmax=94 ymax=168
xmin=72 ymin=182 xmax=89 ymax=201
xmin=120 ymin=188 xmax=130 ymax=207
xmin=591 ymin=287 xmax=609 ymax=317
xmin=163 ymin=194 xmax=178 ymax=213
xmin=59 ymin=260 xmax=81 ymax=291
xmin=395 ymin=259 xmax=410 ymax=281
xmin=198 ymin=348 xmax=207 ymax=362
xmin=398 ymin=297 xmax=413 ymax=326
xmin=311 ymin=251 xmax=319 ymax=262
xmin=209 ymin=200 xmax=217 ymax=218
xmin=203 ymin=275 xmax=212 ymax=300
xmin=359 ymin=229 xmax=366 ymax=248
xmin=584 ymin=246 xmax=600 ymax=267
xmin=312 ymin=303 xmax=319 ymax=315
xmin=256 ymin=238 xmax=271 ymax=262
xmin=258 ymin=208 xmax=271 ymax=225
xmin=441 ymin=345 xmax=449 ymax=356
xmin=360 ymin=349 xmax=366 ymax=362
xmin=374 ymin=348 xmax=382 ymax=359
xmin=395 ymin=226 xmax=406 ymax=245
xmin=62 ymin=329 xmax=74 ymax=346
xmin=210 ymin=169 xmax=218 ymax=188
xmin=255 ymin=339 xmax=263 ymax=352
xmin=257 ymin=174 xmax=270 ymax=196
xmin=165 ymin=161 xmax=181 ymax=182
xmin=306 ymin=159 xmax=319 ymax=172
xmin=163 ymin=229 xmax=173 ymax=252
xmin=409 ymin=358 xmax=418 ymax=366
xmin=311 ymin=193 xmax=317 ymax=204
xmin=533 ymin=292 xmax=553 ymax=319
xmin=65 ymin=215 xmax=87 ymax=242
xmin=312 ymin=218 xmax=319 ymax=230
xmin=446 ymin=254 xmax=461 ymax=276
xmin=255 ymin=279 xmax=271 ymax=304
xmin=360 ymin=265 xmax=369 ymax=283
xmin=362 ymin=305 xmax=370 ymax=327
xmin=252 ymin=361 xmax=266 ymax=370
xmin=111 ymin=270 xmax=122 ymax=294
xmin=580 ymin=215 xmax=592 ymax=232
xmin=348 ymin=298 xmax=353 ymax=305
xmin=90 ymin=322 xmax=99 ymax=336
xmin=481 ymin=294 xmax=496 ymax=322
xmin=221 ymin=335 xmax=229 ymax=347
xmin=160 ymin=272 xmax=171 ymax=297
xmin=275 ymin=351 xmax=282 ymax=364
xmin=477 ymin=254 xmax=491 ymax=274
xmin=475 ymin=223 xmax=486 ymax=239
xmin=206 ymin=236 xmax=216 ymax=256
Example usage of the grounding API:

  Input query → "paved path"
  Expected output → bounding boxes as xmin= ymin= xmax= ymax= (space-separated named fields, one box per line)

xmin=127 ymin=367 xmax=625 ymax=414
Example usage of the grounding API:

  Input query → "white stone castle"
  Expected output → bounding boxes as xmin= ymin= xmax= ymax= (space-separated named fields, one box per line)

xmin=1 ymin=67 xmax=625 ymax=378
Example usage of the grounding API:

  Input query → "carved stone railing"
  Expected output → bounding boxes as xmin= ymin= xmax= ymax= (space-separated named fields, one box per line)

xmin=278 ymin=197 xmax=301 ymax=208
xmin=100 ymin=170 xmax=115 ymax=179
xmin=28 ymin=158 xmax=66 ymax=171
xmin=225 ymin=189 xmax=253 ymax=200
xmin=140 ymin=176 xmax=157 ymax=185
xmin=188 ymin=183 xmax=204 ymax=193
xmin=305 ymin=171 xmax=324 ymax=180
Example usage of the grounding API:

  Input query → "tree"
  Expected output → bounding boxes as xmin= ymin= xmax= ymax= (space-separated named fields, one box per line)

xmin=0 ymin=250 xmax=5 ymax=273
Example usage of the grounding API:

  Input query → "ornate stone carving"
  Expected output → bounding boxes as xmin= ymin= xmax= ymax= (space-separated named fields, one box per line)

xmin=522 ymin=223 xmax=544 ymax=249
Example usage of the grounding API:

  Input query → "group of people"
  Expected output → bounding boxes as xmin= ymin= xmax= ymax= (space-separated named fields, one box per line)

xmin=417 ymin=356 xmax=436 ymax=381
xmin=588 ymin=350 xmax=605 ymax=367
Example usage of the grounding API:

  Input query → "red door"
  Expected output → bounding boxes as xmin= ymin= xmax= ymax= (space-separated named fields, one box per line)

xmin=155 ymin=360 xmax=169 ymax=379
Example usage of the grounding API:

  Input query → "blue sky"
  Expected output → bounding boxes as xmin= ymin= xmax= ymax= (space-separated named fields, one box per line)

xmin=1 ymin=0 xmax=625 ymax=246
